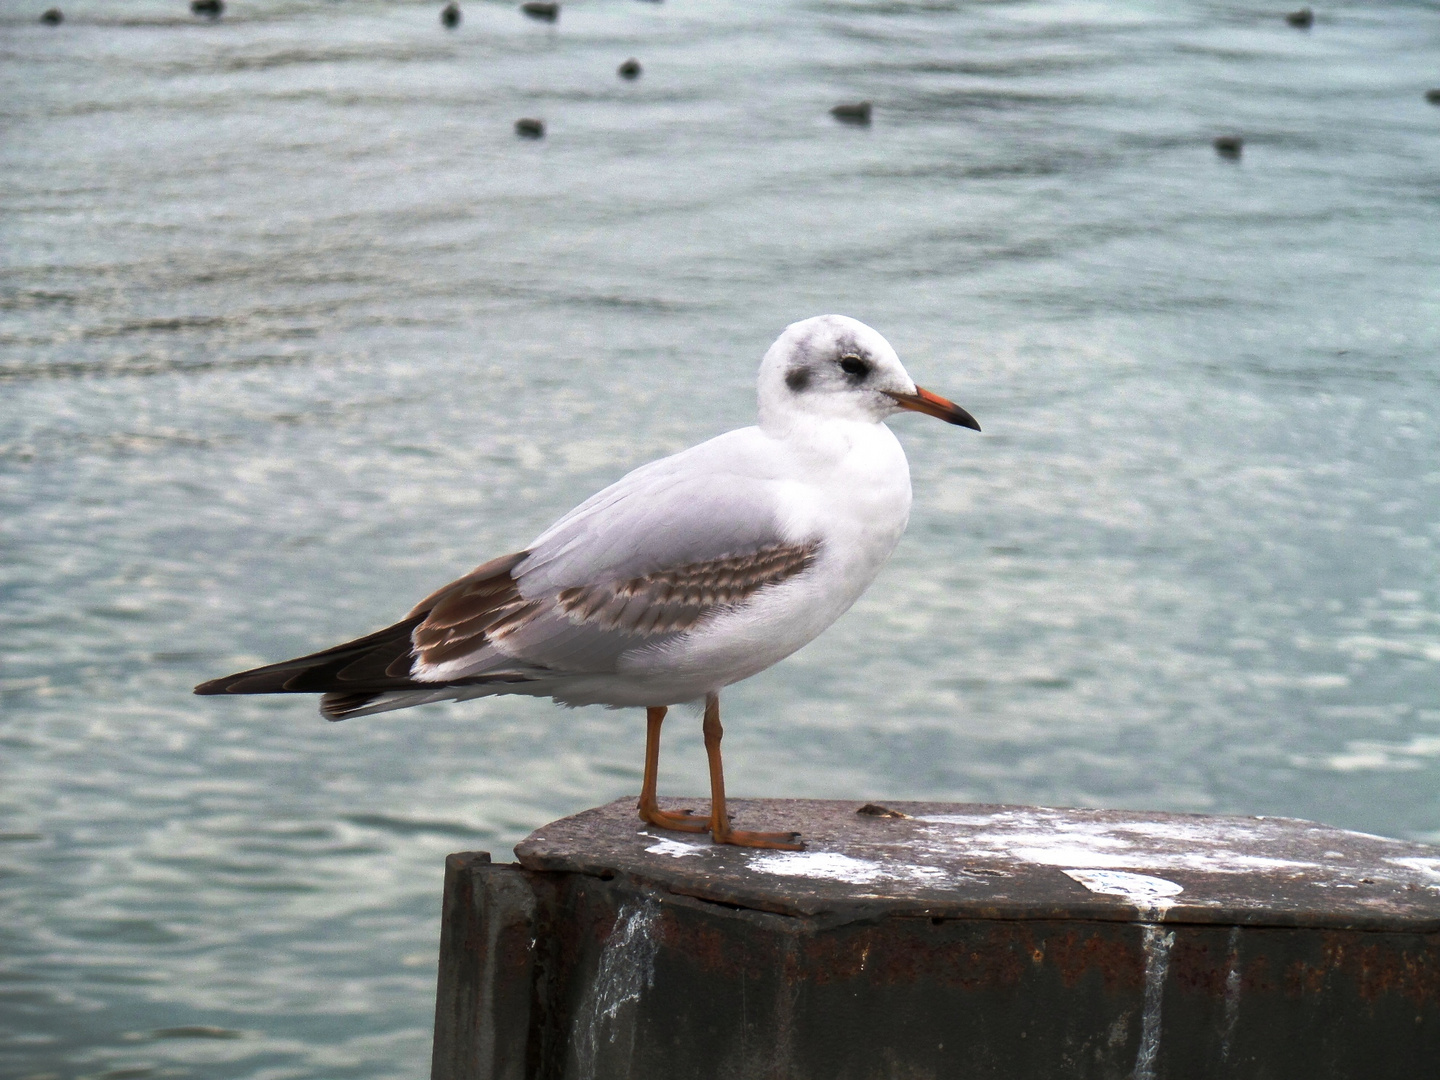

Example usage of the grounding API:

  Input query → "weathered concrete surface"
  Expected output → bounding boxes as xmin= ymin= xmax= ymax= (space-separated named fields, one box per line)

xmin=433 ymin=799 xmax=1440 ymax=1080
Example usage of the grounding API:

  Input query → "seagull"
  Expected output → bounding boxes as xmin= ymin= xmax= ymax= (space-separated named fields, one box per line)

xmin=195 ymin=315 xmax=979 ymax=849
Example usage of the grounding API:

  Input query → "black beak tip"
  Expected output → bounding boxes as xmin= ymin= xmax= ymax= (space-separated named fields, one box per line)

xmin=951 ymin=407 xmax=981 ymax=432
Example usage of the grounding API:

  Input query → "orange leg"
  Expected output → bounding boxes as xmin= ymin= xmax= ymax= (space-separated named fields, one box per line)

xmin=702 ymin=692 xmax=804 ymax=850
xmin=636 ymin=706 xmax=707 ymax=833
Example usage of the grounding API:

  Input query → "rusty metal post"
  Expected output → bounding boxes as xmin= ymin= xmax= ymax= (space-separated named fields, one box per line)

xmin=431 ymin=800 xmax=1440 ymax=1080
xmin=432 ymin=852 xmax=537 ymax=1080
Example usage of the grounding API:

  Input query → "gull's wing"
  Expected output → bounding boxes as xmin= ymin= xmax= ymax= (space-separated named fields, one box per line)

xmin=517 ymin=428 xmax=802 ymax=590
xmin=419 ymin=431 xmax=820 ymax=679
xmin=195 ymin=428 xmax=820 ymax=716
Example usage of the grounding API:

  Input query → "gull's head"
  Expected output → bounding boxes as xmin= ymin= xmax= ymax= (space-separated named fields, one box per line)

xmin=757 ymin=314 xmax=980 ymax=434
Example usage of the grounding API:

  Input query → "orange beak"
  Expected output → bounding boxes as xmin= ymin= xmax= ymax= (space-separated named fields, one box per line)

xmin=884 ymin=386 xmax=981 ymax=431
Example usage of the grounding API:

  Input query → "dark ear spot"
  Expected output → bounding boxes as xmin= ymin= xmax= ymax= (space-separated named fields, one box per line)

xmin=785 ymin=367 xmax=811 ymax=392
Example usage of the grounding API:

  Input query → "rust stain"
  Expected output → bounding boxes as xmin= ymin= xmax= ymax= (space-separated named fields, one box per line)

xmin=1167 ymin=934 xmax=1233 ymax=996
xmin=654 ymin=904 xmax=789 ymax=982
xmin=1045 ymin=926 xmax=1143 ymax=992
xmin=670 ymin=917 xmax=1154 ymax=993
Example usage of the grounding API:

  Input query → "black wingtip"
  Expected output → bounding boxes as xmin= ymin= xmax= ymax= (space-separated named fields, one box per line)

xmin=320 ymin=690 xmax=385 ymax=721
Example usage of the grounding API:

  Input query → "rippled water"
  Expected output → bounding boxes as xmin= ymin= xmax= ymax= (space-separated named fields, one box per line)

xmin=3 ymin=0 xmax=1438 ymax=1076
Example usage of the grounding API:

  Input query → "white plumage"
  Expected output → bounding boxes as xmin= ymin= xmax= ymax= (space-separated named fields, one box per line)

xmin=197 ymin=314 xmax=979 ymax=848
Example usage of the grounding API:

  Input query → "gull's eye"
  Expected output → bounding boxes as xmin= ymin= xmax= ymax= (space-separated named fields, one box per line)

xmin=838 ymin=354 xmax=870 ymax=379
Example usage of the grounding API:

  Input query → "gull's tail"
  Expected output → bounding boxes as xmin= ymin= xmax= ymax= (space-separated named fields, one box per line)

xmin=193 ymin=614 xmax=431 ymax=719
xmin=194 ymin=618 xmax=537 ymax=721
xmin=194 ymin=551 xmax=540 ymax=721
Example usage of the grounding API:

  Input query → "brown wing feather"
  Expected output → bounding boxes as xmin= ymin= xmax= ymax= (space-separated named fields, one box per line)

xmin=553 ymin=541 xmax=819 ymax=636
xmin=409 ymin=552 xmax=541 ymax=668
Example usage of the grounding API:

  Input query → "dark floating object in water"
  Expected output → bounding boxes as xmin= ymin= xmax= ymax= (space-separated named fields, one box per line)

xmin=191 ymin=0 xmax=223 ymax=17
xmin=617 ymin=57 xmax=641 ymax=80
xmin=515 ymin=117 xmax=545 ymax=138
xmin=521 ymin=1 xmax=558 ymax=21
xmin=441 ymin=2 xmax=460 ymax=28
xmin=1426 ymin=89 xmax=1440 ymax=105
xmin=1285 ymin=7 xmax=1313 ymax=28
xmin=831 ymin=101 xmax=872 ymax=125
xmin=1213 ymin=135 xmax=1243 ymax=159
xmin=148 ymin=1026 xmax=245 ymax=1040
xmin=40 ymin=7 xmax=63 ymax=24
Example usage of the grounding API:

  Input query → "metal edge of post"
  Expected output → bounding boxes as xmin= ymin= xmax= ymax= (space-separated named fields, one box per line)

xmin=432 ymin=851 xmax=539 ymax=1080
